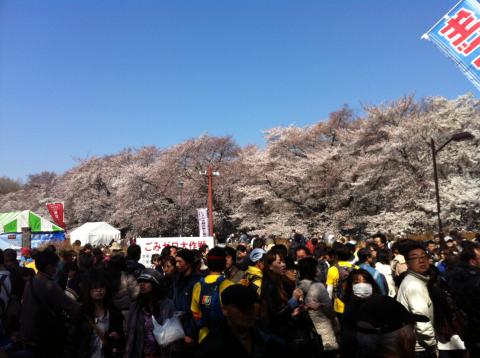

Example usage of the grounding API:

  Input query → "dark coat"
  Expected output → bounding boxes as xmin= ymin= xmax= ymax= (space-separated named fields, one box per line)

xmin=340 ymin=297 xmax=366 ymax=358
xmin=448 ymin=263 xmax=480 ymax=345
xmin=195 ymin=319 xmax=286 ymax=358
xmin=19 ymin=272 xmax=80 ymax=357
xmin=66 ymin=306 xmax=125 ymax=358
xmin=124 ymin=298 xmax=176 ymax=358
xmin=260 ymin=277 xmax=294 ymax=338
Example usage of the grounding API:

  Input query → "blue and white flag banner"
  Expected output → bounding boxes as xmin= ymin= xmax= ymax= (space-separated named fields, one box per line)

xmin=423 ymin=0 xmax=480 ymax=90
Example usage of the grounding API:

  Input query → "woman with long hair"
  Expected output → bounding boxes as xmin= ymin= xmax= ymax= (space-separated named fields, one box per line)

xmin=124 ymin=269 xmax=178 ymax=358
xmin=340 ymin=268 xmax=381 ymax=358
xmin=67 ymin=270 xmax=125 ymax=358
xmin=259 ymin=251 xmax=305 ymax=353
xmin=161 ymin=256 xmax=176 ymax=299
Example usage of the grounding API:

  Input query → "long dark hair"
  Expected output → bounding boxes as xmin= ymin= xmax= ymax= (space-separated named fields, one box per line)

xmin=261 ymin=251 xmax=288 ymax=310
xmin=343 ymin=268 xmax=381 ymax=303
xmin=81 ymin=270 xmax=114 ymax=319
xmin=136 ymin=279 xmax=168 ymax=316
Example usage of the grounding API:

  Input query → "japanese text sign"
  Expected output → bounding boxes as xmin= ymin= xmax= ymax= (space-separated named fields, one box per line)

xmin=136 ymin=236 xmax=214 ymax=267
xmin=423 ymin=0 xmax=480 ymax=90
xmin=197 ymin=208 xmax=209 ymax=237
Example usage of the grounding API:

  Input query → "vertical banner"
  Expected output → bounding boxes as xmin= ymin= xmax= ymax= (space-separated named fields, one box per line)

xmin=422 ymin=0 xmax=480 ymax=90
xmin=197 ymin=208 xmax=209 ymax=237
xmin=46 ymin=203 xmax=65 ymax=229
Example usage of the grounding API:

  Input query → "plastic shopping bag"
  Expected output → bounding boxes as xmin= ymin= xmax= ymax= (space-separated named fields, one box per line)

xmin=152 ymin=312 xmax=185 ymax=347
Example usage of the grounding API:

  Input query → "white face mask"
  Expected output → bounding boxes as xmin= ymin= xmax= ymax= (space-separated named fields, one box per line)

xmin=353 ymin=283 xmax=373 ymax=298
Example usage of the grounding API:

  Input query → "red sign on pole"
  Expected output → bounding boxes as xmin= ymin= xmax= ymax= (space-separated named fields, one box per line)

xmin=47 ymin=203 xmax=65 ymax=229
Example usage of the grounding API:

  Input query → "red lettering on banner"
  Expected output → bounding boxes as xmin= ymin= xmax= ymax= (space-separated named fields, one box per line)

xmin=144 ymin=242 xmax=153 ymax=252
xmin=189 ymin=241 xmax=197 ymax=249
xmin=152 ymin=242 xmax=162 ymax=252
xmin=440 ymin=9 xmax=480 ymax=54
xmin=474 ymin=56 xmax=480 ymax=68
xmin=180 ymin=241 xmax=188 ymax=248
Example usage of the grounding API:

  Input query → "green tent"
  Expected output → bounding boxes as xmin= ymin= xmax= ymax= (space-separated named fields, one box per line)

xmin=0 ymin=210 xmax=64 ymax=234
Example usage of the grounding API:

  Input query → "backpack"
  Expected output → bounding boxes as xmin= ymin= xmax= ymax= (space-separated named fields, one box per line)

xmin=333 ymin=264 xmax=354 ymax=302
xmin=197 ymin=276 xmax=225 ymax=330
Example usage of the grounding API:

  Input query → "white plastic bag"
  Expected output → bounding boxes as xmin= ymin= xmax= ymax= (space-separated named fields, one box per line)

xmin=152 ymin=312 xmax=185 ymax=347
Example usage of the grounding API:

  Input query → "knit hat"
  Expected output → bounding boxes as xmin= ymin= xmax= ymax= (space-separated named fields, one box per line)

xmin=249 ymin=248 xmax=266 ymax=263
xmin=356 ymin=296 xmax=428 ymax=335
xmin=137 ymin=268 xmax=163 ymax=286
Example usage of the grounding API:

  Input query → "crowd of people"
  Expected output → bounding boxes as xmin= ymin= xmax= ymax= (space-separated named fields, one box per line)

xmin=0 ymin=231 xmax=478 ymax=358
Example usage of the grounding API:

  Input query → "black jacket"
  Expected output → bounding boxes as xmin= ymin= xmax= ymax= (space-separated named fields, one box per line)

xmin=66 ymin=306 xmax=125 ymax=358
xmin=195 ymin=319 xmax=286 ymax=358
xmin=448 ymin=263 xmax=480 ymax=344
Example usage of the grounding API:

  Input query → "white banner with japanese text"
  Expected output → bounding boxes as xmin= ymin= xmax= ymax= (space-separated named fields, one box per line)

xmin=136 ymin=236 xmax=214 ymax=268
xmin=197 ymin=208 xmax=209 ymax=237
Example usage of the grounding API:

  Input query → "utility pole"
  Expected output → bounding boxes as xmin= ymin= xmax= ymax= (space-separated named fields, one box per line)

xmin=200 ymin=165 xmax=219 ymax=237
xmin=207 ymin=166 xmax=214 ymax=237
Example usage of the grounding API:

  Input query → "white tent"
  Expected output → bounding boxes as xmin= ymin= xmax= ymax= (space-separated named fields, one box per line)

xmin=70 ymin=222 xmax=120 ymax=246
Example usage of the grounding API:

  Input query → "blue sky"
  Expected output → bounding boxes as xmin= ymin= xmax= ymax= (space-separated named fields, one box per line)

xmin=0 ymin=0 xmax=476 ymax=179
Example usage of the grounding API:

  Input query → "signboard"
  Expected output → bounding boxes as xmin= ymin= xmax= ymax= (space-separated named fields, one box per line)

xmin=197 ymin=208 xmax=209 ymax=237
xmin=136 ymin=236 xmax=214 ymax=267
xmin=423 ymin=0 xmax=480 ymax=90
xmin=0 ymin=232 xmax=65 ymax=251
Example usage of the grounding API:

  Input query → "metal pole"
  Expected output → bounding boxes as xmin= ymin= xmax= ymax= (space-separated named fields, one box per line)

xmin=207 ymin=165 xmax=214 ymax=237
xmin=431 ymin=138 xmax=444 ymax=245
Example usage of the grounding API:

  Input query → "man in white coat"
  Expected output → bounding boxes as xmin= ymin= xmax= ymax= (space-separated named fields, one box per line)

xmin=396 ymin=241 xmax=437 ymax=358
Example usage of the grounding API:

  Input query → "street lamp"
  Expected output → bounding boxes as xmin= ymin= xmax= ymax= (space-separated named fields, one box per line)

xmin=177 ymin=180 xmax=184 ymax=237
xmin=199 ymin=165 xmax=219 ymax=237
xmin=430 ymin=131 xmax=475 ymax=245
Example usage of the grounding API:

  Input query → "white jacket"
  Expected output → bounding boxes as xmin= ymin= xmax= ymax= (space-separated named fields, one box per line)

xmin=396 ymin=271 xmax=436 ymax=353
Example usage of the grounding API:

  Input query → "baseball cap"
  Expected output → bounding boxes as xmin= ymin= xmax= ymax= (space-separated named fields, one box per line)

xmin=356 ymin=296 xmax=429 ymax=335
xmin=249 ymin=248 xmax=266 ymax=263
xmin=221 ymin=284 xmax=259 ymax=309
